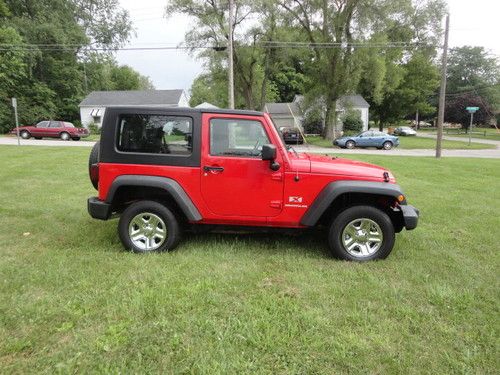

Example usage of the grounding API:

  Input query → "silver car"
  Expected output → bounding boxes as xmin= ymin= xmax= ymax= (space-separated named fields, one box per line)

xmin=394 ymin=126 xmax=417 ymax=136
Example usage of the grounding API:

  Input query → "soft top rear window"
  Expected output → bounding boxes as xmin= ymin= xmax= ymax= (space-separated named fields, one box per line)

xmin=117 ymin=114 xmax=192 ymax=155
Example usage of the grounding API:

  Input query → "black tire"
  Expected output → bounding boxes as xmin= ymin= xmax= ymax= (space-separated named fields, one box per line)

xmin=88 ymin=141 xmax=100 ymax=190
xmin=60 ymin=132 xmax=70 ymax=141
xmin=345 ymin=140 xmax=355 ymax=149
xmin=328 ymin=205 xmax=395 ymax=261
xmin=382 ymin=141 xmax=393 ymax=150
xmin=20 ymin=130 xmax=30 ymax=139
xmin=34 ymin=137 xmax=42 ymax=140
xmin=118 ymin=200 xmax=181 ymax=253
xmin=72 ymin=137 xmax=81 ymax=141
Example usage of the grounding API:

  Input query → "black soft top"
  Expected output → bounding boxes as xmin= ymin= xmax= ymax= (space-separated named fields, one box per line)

xmin=105 ymin=106 xmax=264 ymax=117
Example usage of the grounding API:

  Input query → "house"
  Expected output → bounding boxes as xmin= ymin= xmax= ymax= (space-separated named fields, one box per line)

xmin=79 ymin=90 xmax=189 ymax=127
xmin=265 ymin=94 xmax=370 ymax=132
xmin=195 ymin=102 xmax=219 ymax=109
xmin=263 ymin=102 xmax=303 ymax=129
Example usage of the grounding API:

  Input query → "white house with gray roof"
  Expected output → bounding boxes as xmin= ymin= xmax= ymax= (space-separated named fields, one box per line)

xmin=265 ymin=94 xmax=370 ymax=132
xmin=79 ymin=90 xmax=189 ymax=128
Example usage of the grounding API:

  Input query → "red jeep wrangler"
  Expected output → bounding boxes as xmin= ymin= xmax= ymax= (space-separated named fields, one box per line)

xmin=88 ymin=107 xmax=419 ymax=261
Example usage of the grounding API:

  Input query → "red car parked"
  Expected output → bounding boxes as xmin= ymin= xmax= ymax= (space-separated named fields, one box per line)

xmin=11 ymin=120 xmax=89 ymax=141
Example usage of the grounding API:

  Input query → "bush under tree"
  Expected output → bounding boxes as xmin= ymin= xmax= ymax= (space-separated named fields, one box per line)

xmin=342 ymin=109 xmax=363 ymax=134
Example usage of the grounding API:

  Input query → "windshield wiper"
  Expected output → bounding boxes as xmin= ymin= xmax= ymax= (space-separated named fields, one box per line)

xmin=287 ymin=145 xmax=299 ymax=156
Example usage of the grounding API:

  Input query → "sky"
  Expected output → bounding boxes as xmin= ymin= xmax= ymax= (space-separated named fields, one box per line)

xmin=116 ymin=0 xmax=500 ymax=93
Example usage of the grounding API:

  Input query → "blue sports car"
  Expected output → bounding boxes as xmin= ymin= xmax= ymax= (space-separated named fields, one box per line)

xmin=333 ymin=130 xmax=400 ymax=150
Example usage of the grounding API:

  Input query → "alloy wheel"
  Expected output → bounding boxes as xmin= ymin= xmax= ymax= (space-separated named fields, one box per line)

xmin=128 ymin=212 xmax=167 ymax=251
xmin=341 ymin=218 xmax=383 ymax=258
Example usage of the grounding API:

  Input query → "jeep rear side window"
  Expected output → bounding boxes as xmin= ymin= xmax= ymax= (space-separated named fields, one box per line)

xmin=117 ymin=114 xmax=192 ymax=155
xmin=210 ymin=118 xmax=270 ymax=157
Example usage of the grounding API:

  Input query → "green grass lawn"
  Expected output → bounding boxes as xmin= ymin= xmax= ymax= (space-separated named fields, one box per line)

xmin=306 ymin=135 xmax=494 ymax=149
xmin=418 ymin=128 xmax=500 ymax=141
xmin=0 ymin=146 xmax=498 ymax=373
xmin=85 ymin=134 xmax=100 ymax=141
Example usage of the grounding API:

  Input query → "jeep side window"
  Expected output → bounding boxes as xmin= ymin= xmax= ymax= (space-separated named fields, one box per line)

xmin=209 ymin=118 xmax=270 ymax=157
xmin=117 ymin=114 xmax=192 ymax=155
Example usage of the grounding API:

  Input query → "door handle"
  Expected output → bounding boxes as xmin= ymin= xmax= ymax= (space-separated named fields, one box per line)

xmin=203 ymin=166 xmax=224 ymax=172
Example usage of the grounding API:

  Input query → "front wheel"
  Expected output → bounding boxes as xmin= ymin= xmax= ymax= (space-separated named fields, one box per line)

xmin=383 ymin=141 xmax=393 ymax=150
xmin=328 ymin=205 xmax=395 ymax=261
xmin=118 ymin=200 xmax=181 ymax=253
xmin=20 ymin=131 xmax=30 ymax=139
xmin=345 ymin=140 xmax=355 ymax=149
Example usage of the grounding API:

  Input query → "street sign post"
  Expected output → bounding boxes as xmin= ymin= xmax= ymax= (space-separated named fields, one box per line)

xmin=11 ymin=98 xmax=20 ymax=146
xmin=465 ymin=107 xmax=479 ymax=146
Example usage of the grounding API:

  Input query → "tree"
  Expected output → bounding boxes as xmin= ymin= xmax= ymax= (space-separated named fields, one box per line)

xmin=367 ymin=52 xmax=440 ymax=127
xmin=446 ymin=46 xmax=500 ymax=125
xmin=167 ymin=0 xmax=306 ymax=110
xmin=0 ymin=0 xmax=151 ymax=132
xmin=279 ymin=0 xmax=445 ymax=138
xmin=445 ymin=92 xmax=493 ymax=129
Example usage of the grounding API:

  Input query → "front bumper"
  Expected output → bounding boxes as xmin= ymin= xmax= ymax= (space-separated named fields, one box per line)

xmin=400 ymin=204 xmax=419 ymax=230
xmin=88 ymin=197 xmax=111 ymax=220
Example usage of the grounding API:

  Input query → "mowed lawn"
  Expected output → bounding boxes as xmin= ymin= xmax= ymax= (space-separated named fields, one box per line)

xmin=0 ymin=146 xmax=498 ymax=373
xmin=306 ymin=135 xmax=494 ymax=149
xmin=418 ymin=128 xmax=500 ymax=142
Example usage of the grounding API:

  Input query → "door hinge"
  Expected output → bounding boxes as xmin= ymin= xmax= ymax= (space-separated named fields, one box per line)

xmin=270 ymin=200 xmax=282 ymax=209
xmin=271 ymin=172 xmax=282 ymax=181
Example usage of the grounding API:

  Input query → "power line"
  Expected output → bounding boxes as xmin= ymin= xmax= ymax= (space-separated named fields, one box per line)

xmin=0 ymin=41 xmax=440 ymax=52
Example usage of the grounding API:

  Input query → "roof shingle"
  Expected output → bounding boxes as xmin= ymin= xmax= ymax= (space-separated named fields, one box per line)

xmin=79 ymin=90 xmax=184 ymax=106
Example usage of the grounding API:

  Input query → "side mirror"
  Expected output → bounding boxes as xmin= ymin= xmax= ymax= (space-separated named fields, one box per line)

xmin=261 ymin=144 xmax=276 ymax=161
xmin=261 ymin=144 xmax=280 ymax=171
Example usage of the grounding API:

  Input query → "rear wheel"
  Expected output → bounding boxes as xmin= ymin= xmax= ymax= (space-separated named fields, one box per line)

xmin=328 ymin=205 xmax=395 ymax=261
xmin=118 ymin=200 xmax=181 ymax=253
xmin=88 ymin=141 xmax=100 ymax=190
xmin=383 ymin=141 xmax=393 ymax=150
xmin=60 ymin=132 xmax=70 ymax=141
xmin=20 ymin=131 xmax=30 ymax=139
xmin=345 ymin=140 xmax=355 ymax=149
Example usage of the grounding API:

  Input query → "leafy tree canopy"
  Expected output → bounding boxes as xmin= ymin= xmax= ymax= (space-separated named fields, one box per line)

xmin=0 ymin=0 xmax=153 ymax=133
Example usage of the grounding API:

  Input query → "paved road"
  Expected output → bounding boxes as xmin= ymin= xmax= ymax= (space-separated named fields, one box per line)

xmin=0 ymin=137 xmax=95 ymax=147
xmin=1 ymin=136 xmax=499 ymax=158
xmin=294 ymin=145 xmax=500 ymax=158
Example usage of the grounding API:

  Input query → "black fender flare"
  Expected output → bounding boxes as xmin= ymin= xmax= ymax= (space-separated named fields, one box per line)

xmin=106 ymin=175 xmax=202 ymax=221
xmin=300 ymin=181 xmax=406 ymax=226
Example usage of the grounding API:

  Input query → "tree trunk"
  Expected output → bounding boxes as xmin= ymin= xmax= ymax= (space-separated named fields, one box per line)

xmin=324 ymin=100 xmax=337 ymax=139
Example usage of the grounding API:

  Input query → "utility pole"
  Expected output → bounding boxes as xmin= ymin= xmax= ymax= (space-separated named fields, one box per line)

xmin=12 ymin=98 xmax=20 ymax=146
xmin=227 ymin=0 xmax=235 ymax=109
xmin=435 ymin=14 xmax=449 ymax=158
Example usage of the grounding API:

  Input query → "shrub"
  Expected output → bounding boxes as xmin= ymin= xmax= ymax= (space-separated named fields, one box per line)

xmin=303 ymin=108 xmax=323 ymax=134
xmin=87 ymin=122 xmax=101 ymax=135
xmin=342 ymin=109 xmax=363 ymax=133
